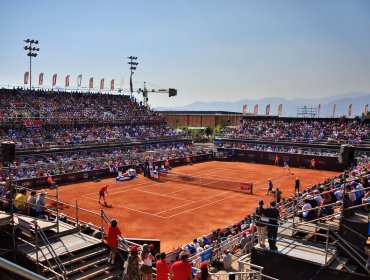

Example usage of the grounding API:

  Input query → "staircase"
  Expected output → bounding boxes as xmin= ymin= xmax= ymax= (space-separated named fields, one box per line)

xmin=43 ymin=244 xmax=122 ymax=279
xmin=15 ymin=218 xmax=124 ymax=279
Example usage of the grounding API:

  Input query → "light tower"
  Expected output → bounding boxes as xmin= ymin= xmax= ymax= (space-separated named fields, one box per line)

xmin=127 ymin=56 xmax=138 ymax=98
xmin=23 ymin=39 xmax=40 ymax=91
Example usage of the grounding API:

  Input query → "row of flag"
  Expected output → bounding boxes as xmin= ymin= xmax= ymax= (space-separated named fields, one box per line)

xmin=243 ymin=104 xmax=283 ymax=116
xmin=24 ymin=72 xmax=124 ymax=90
xmin=242 ymin=103 xmax=369 ymax=117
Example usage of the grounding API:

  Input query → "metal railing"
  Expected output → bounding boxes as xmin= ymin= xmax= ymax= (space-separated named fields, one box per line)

xmin=0 ymin=257 xmax=48 ymax=280
xmin=188 ymin=232 xmax=252 ymax=268
xmin=210 ymin=271 xmax=279 ymax=280
xmin=15 ymin=221 xmax=66 ymax=279
xmin=329 ymin=230 xmax=368 ymax=272
xmin=34 ymin=221 xmax=67 ymax=279
xmin=237 ymin=253 xmax=280 ymax=280
xmin=251 ymin=197 xmax=370 ymax=273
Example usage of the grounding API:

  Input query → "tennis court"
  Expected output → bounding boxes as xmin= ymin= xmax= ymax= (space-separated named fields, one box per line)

xmin=48 ymin=161 xmax=339 ymax=252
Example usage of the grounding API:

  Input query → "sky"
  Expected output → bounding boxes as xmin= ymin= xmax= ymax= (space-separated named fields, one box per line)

xmin=1 ymin=0 xmax=370 ymax=108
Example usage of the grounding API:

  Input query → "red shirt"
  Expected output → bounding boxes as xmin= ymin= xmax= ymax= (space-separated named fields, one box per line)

xmin=156 ymin=260 xmax=170 ymax=280
xmin=107 ymin=224 xmax=121 ymax=248
xmin=171 ymin=260 xmax=192 ymax=280
xmin=100 ymin=186 xmax=108 ymax=194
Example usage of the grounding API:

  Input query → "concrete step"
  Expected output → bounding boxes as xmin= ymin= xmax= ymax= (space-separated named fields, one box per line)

xmin=44 ymin=246 xmax=108 ymax=272
xmin=93 ymin=268 xmax=123 ymax=280
xmin=68 ymin=264 xmax=120 ymax=280
xmin=64 ymin=255 xmax=109 ymax=277
xmin=47 ymin=256 xmax=109 ymax=279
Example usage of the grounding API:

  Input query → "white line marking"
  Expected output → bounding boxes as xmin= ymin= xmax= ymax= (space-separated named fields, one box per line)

xmin=134 ymin=189 xmax=189 ymax=202
xmin=81 ymin=194 xmax=165 ymax=218
xmin=164 ymin=193 xmax=240 ymax=218
xmin=154 ymin=190 xmax=231 ymax=215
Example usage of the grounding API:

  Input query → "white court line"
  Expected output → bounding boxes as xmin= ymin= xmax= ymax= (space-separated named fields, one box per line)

xmin=174 ymin=167 xmax=283 ymax=186
xmin=83 ymin=168 xmax=225 ymax=196
xmin=179 ymin=167 xmax=226 ymax=176
xmin=81 ymin=194 xmax=166 ymax=218
xmin=154 ymin=190 xmax=232 ymax=215
xmin=83 ymin=180 xmax=154 ymax=195
xmin=82 ymin=168 xmax=293 ymax=220
xmin=252 ymin=175 xmax=291 ymax=191
xmin=167 ymin=167 xmax=227 ymax=180
xmin=84 ymin=179 xmax=200 ymax=200
xmin=164 ymin=193 xmax=240 ymax=219
xmin=251 ymin=174 xmax=284 ymax=185
xmin=133 ymin=189 xmax=189 ymax=202
xmin=165 ymin=185 xmax=202 ymax=195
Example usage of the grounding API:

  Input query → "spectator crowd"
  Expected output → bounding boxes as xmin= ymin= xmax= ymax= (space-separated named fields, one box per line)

xmin=219 ymin=118 xmax=369 ymax=145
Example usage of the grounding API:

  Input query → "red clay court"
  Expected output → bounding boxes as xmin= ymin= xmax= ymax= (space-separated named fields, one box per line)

xmin=48 ymin=161 xmax=339 ymax=252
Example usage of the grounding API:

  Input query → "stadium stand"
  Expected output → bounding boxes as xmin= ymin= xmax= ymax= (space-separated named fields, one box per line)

xmin=0 ymin=88 xmax=369 ymax=279
xmin=219 ymin=118 xmax=369 ymax=146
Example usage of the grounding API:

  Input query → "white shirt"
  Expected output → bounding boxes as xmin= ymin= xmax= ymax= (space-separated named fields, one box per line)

xmin=348 ymin=191 xmax=356 ymax=203
xmin=222 ymin=253 xmax=232 ymax=269
xmin=314 ymin=195 xmax=322 ymax=206
xmin=143 ymin=253 xmax=152 ymax=266
xmin=334 ymin=189 xmax=343 ymax=201
xmin=355 ymin=184 xmax=365 ymax=197
xmin=302 ymin=203 xmax=312 ymax=218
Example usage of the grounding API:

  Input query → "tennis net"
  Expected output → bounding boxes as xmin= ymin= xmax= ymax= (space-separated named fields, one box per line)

xmin=159 ymin=170 xmax=253 ymax=194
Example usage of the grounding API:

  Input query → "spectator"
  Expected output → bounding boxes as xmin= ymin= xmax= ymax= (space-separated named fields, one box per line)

xmin=221 ymin=248 xmax=232 ymax=270
xmin=295 ymin=177 xmax=300 ymax=194
xmin=264 ymin=201 xmax=280 ymax=251
xmin=141 ymin=244 xmax=154 ymax=280
xmin=149 ymin=243 xmax=157 ymax=261
xmin=362 ymin=191 xmax=370 ymax=211
xmin=342 ymin=193 xmax=355 ymax=218
xmin=195 ymin=262 xmax=212 ymax=280
xmin=254 ymin=199 xmax=266 ymax=248
xmin=34 ymin=191 xmax=46 ymax=218
xmin=124 ymin=245 xmax=141 ymax=280
xmin=345 ymin=184 xmax=356 ymax=204
xmin=13 ymin=188 xmax=27 ymax=213
xmin=319 ymin=192 xmax=334 ymax=217
xmin=170 ymin=251 xmax=192 ymax=280
xmin=299 ymin=198 xmax=313 ymax=221
xmin=27 ymin=190 xmax=37 ymax=216
xmin=107 ymin=219 xmax=122 ymax=265
xmin=156 ymin=252 xmax=170 ymax=280
xmin=275 ymin=188 xmax=282 ymax=204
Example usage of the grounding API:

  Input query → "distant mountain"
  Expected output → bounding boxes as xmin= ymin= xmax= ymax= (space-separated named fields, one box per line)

xmin=155 ymin=92 xmax=370 ymax=117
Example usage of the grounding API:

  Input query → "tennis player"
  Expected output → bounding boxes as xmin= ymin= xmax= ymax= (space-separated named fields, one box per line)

xmin=98 ymin=185 xmax=109 ymax=204
xmin=283 ymin=162 xmax=290 ymax=174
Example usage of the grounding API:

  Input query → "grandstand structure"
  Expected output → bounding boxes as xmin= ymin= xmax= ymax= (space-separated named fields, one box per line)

xmin=157 ymin=110 xmax=243 ymax=129
xmin=297 ymin=106 xmax=318 ymax=118
xmin=215 ymin=115 xmax=370 ymax=170
xmin=0 ymin=88 xmax=369 ymax=279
